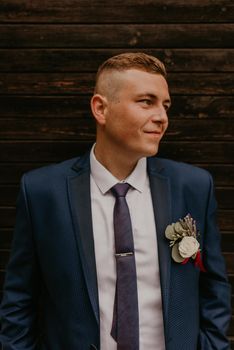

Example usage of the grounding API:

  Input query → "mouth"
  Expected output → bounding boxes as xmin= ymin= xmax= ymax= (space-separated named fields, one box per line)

xmin=143 ymin=130 xmax=163 ymax=141
xmin=144 ymin=130 xmax=162 ymax=136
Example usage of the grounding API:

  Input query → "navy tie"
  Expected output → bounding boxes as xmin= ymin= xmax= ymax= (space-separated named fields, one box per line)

xmin=110 ymin=183 xmax=139 ymax=350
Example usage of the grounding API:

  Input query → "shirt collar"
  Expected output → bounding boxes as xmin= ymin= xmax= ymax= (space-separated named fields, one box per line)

xmin=90 ymin=144 xmax=147 ymax=194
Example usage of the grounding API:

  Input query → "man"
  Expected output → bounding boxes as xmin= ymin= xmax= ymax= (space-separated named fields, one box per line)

xmin=0 ymin=52 xmax=231 ymax=349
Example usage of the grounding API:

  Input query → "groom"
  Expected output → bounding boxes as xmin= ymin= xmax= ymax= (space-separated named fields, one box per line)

xmin=0 ymin=52 xmax=231 ymax=349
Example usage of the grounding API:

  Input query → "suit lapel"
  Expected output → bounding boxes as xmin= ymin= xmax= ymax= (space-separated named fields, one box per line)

xmin=67 ymin=154 xmax=172 ymax=330
xmin=147 ymin=158 xmax=172 ymax=334
xmin=67 ymin=153 xmax=99 ymax=324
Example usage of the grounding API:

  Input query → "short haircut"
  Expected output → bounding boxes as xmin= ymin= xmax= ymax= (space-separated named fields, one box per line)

xmin=95 ymin=52 xmax=167 ymax=94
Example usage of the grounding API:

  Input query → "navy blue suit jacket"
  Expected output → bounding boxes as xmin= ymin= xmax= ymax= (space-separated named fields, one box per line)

xmin=0 ymin=153 xmax=231 ymax=349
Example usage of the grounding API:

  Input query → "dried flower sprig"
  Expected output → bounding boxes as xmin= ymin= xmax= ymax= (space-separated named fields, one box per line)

xmin=165 ymin=214 xmax=206 ymax=272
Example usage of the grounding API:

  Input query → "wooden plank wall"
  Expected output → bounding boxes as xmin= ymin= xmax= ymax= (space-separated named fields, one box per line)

xmin=0 ymin=0 xmax=233 ymax=345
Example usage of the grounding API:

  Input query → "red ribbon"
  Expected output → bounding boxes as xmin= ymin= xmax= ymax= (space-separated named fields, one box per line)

xmin=181 ymin=258 xmax=189 ymax=265
xmin=194 ymin=250 xmax=206 ymax=272
xmin=181 ymin=251 xmax=206 ymax=272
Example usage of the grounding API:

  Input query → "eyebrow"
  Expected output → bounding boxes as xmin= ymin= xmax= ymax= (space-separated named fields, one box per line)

xmin=136 ymin=93 xmax=171 ymax=106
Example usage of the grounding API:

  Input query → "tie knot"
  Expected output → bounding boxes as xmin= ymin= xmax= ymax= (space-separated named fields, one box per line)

xmin=111 ymin=183 xmax=130 ymax=198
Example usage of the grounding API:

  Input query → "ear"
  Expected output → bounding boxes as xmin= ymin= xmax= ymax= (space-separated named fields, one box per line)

xmin=90 ymin=94 xmax=108 ymax=126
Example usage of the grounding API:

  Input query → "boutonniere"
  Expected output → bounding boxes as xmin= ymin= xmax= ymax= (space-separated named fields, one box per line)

xmin=165 ymin=214 xmax=206 ymax=272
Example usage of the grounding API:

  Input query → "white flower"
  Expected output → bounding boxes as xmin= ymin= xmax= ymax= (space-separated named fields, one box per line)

xmin=165 ymin=224 xmax=175 ymax=240
xmin=165 ymin=214 xmax=204 ymax=266
xmin=178 ymin=236 xmax=200 ymax=258
xmin=171 ymin=243 xmax=185 ymax=263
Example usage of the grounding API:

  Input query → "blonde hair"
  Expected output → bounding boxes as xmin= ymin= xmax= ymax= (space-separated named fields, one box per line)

xmin=95 ymin=52 xmax=167 ymax=93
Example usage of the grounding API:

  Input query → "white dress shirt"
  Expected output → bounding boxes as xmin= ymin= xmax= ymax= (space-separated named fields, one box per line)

xmin=90 ymin=145 xmax=165 ymax=350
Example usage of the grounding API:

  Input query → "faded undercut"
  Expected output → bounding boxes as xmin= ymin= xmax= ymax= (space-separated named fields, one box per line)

xmin=94 ymin=52 xmax=167 ymax=100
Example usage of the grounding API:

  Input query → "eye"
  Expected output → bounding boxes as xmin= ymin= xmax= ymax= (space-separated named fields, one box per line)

xmin=138 ymin=99 xmax=152 ymax=106
xmin=164 ymin=104 xmax=170 ymax=111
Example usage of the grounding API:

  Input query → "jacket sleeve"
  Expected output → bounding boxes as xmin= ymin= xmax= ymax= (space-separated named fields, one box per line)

xmin=0 ymin=175 xmax=39 ymax=350
xmin=198 ymin=174 xmax=232 ymax=350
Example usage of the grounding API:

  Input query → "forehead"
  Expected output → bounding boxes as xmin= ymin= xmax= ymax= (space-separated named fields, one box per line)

xmin=114 ymin=69 xmax=169 ymax=96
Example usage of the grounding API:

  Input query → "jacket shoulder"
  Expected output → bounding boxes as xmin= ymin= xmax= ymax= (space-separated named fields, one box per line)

xmin=21 ymin=156 xmax=84 ymax=190
xmin=150 ymin=157 xmax=213 ymax=185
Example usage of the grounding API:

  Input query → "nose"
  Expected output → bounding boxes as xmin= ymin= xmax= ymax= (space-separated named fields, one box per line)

xmin=150 ymin=107 xmax=168 ymax=123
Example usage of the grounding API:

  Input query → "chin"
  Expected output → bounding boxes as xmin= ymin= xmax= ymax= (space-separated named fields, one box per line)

xmin=141 ymin=146 xmax=159 ymax=158
xmin=148 ymin=143 xmax=159 ymax=155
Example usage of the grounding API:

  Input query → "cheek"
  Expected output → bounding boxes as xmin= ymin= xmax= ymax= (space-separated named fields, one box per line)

xmin=162 ymin=118 xmax=169 ymax=132
xmin=165 ymin=120 xmax=169 ymax=130
xmin=106 ymin=105 xmax=144 ymax=138
xmin=106 ymin=115 xmax=132 ymax=141
xmin=114 ymin=114 xmax=140 ymax=133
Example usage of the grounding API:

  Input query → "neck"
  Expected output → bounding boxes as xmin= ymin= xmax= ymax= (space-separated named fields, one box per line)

xmin=94 ymin=142 xmax=139 ymax=181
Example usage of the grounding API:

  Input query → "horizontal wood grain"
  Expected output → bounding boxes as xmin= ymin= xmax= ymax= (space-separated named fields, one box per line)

xmin=0 ymin=24 xmax=233 ymax=48
xmin=0 ymin=207 xmax=16 ymax=227
xmin=168 ymin=73 xmax=234 ymax=95
xmin=0 ymin=49 xmax=234 ymax=72
xmin=216 ymin=189 xmax=234 ymax=209
xmin=0 ymin=229 xmax=13 ymax=249
xmin=1 ymin=163 xmax=234 ymax=186
xmin=221 ymin=233 xmax=234 ymax=252
xmin=166 ymin=120 xmax=234 ymax=141
xmin=0 ymin=118 xmax=97 ymax=140
xmin=0 ymin=0 xmax=233 ymax=23
xmin=0 ymin=270 xmax=5 ymax=287
xmin=1 ymin=73 xmax=233 ymax=95
xmin=217 ymin=211 xmax=234 ymax=232
xmin=1 ymin=118 xmax=233 ymax=141
xmin=0 ymin=251 xmax=10 ymax=269
xmin=229 ymin=275 xmax=234 ymax=290
xmin=0 ymin=141 xmax=234 ymax=163
xmin=0 ymin=185 xmax=18 ymax=206
xmin=223 ymin=253 xmax=234 ymax=273
xmin=0 ymin=95 xmax=90 ymax=118
xmin=0 ymin=95 xmax=233 ymax=119
xmin=228 ymin=316 xmax=234 ymax=334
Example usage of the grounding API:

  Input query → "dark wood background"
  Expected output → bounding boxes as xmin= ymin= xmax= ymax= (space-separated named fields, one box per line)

xmin=0 ymin=0 xmax=233 ymax=346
